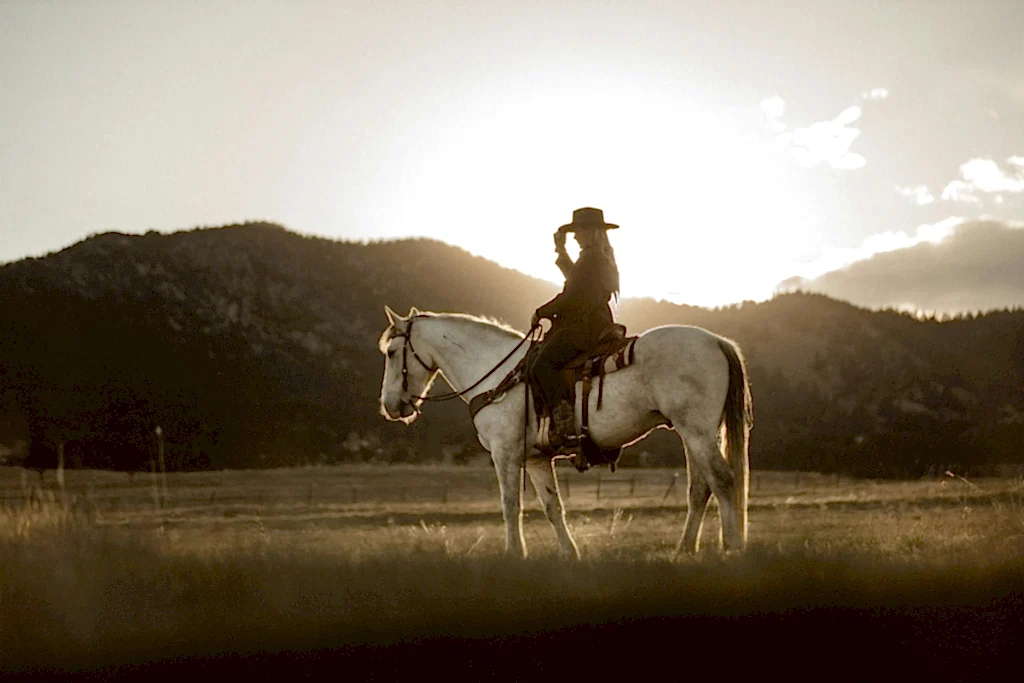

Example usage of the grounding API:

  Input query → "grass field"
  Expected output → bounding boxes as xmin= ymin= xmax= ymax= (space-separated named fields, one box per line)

xmin=2 ymin=464 xmax=1023 ymax=678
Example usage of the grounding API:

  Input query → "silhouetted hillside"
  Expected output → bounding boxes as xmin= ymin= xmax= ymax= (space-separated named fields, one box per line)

xmin=1 ymin=223 xmax=1022 ymax=477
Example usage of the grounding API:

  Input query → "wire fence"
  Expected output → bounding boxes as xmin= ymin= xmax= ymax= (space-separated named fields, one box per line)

xmin=0 ymin=465 xmax=919 ymax=516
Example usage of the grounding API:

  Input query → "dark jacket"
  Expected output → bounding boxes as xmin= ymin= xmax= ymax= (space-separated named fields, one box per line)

xmin=535 ymin=246 xmax=620 ymax=348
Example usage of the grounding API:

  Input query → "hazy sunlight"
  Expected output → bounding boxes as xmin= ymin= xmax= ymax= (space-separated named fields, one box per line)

xmin=366 ymin=79 xmax=822 ymax=307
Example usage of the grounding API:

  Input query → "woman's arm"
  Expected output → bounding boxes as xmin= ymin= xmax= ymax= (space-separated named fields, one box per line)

xmin=554 ymin=228 xmax=574 ymax=278
xmin=534 ymin=292 xmax=566 ymax=325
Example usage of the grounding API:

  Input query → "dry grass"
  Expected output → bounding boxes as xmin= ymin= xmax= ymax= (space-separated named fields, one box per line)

xmin=1 ymin=465 xmax=1023 ymax=676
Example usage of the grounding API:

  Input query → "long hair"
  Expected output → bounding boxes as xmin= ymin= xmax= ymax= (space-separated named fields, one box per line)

xmin=594 ymin=230 xmax=620 ymax=297
xmin=583 ymin=229 xmax=620 ymax=315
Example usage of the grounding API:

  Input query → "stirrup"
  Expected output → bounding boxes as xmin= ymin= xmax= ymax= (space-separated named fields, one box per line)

xmin=571 ymin=452 xmax=590 ymax=472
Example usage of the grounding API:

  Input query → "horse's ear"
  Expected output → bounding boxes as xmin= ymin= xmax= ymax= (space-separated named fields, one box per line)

xmin=384 ymin=305 xmax=397 ymax=325
xmin=408 ymin=306 xmax=420 ymax=317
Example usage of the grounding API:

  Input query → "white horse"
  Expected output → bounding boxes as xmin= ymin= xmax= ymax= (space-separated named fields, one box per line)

xmin=377 ymin=306 xmax=752 ymax=559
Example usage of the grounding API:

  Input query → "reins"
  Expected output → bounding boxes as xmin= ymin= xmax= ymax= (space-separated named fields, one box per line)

xmin=394 ymin=316 xmax=542 ymax=404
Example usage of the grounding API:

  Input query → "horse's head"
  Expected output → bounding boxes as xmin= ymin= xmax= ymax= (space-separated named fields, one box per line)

xmin=378 ymin=305 xmax=438 ymax=423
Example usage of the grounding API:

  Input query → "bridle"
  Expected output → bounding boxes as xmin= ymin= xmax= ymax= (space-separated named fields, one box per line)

xmin=389 ymin=315 xmax=541 ymax=414
xmin=389 ymin=317 xmax=437 ymax=413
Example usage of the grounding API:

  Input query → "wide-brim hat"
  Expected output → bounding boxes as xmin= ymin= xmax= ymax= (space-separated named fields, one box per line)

xmin=559 ymin=207 xmax=619 ymax=231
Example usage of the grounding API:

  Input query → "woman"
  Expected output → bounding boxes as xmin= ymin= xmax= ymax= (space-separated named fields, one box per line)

xmin=530 ymin=207 xmax=621 ymax=448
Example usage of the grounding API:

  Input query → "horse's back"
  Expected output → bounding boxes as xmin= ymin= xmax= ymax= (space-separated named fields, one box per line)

xmin=636 ymin=323 xmax=736 ymax=361
xmin=629 ymin=324 xmax=738 ymax=417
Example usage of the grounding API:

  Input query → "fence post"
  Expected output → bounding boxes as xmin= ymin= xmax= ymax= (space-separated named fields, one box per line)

xmin=596 ymin=474 xmax=602 ymax=500
xmin=151 ymin=458 xmax=160 ymax=509
xmin=56 ymin=441 xmax=66 ymax=494
xmin=629 ymin=474 xmax=636 ymax=497
xmin=442 ymin=479 xmax=449 ymax=504
xmin=155 ymin=426 xmax=167 ymax=508
xmin=564 ymin=472 xmax=570 ymax=499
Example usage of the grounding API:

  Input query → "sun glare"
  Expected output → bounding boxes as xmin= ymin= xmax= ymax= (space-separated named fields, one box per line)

xmin=371 ymin=80 xmax=820 ymax=307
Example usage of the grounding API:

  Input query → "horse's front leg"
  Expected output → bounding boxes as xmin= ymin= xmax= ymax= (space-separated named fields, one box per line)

xmin=492 ymin=445 xmax=527 ymax=558
xmin=526 ymin=457 xmax=580 ymax=560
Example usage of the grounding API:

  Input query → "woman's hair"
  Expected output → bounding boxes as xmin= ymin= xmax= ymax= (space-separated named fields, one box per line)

xmin=577 ymin=229 xmax=619 ymax=295
xmin=577 ymin=229 xmax=613 ymax=251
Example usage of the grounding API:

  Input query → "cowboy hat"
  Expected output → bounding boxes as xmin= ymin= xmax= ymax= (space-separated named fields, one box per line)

xmin=559 ymin=207 xmax=619 ymax=231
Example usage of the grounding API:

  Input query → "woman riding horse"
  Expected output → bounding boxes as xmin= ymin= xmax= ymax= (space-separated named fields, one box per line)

xmin=529 ymin=207 xmax=621 ymax=449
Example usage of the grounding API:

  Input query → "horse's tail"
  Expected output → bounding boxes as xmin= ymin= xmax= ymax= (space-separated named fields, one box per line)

xmin=718 ymin=338 xmax=752 ymax=546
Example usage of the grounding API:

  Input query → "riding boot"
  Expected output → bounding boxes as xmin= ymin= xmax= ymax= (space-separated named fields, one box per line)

xmin=549 ymin=400 xmax=575 ymax=449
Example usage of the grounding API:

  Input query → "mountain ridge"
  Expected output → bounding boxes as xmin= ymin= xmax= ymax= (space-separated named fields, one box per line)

xmin=2 ymin=223 xmax=1021 ymax=477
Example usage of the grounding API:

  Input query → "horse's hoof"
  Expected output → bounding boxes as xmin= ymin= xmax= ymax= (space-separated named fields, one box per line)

xmin=673 ymin=542 xmax=698 ymax=557
xmin=560 ymin=547 xmax=582 ymax=561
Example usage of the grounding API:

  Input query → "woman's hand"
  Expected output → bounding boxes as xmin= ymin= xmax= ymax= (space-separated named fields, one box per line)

xmin=554 ymin=227 xmax=569 ymax=251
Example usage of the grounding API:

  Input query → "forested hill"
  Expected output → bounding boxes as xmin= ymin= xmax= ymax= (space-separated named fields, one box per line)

xmin=1 ymin=222 xmax=1022 ymax=477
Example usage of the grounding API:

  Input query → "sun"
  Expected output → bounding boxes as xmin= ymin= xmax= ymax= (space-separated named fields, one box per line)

xmin=370 ymin=79 xmax=819 ymax=307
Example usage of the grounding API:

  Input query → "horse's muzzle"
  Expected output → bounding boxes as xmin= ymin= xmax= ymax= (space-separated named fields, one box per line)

xmin=381 ymin=397 xmax=419 ymax=421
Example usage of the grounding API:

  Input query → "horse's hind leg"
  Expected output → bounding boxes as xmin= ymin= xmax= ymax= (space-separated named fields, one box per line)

xmin=526 ymin=458 xmax=580 ymax=560
xmin=492 ymin=445 xmax=527 ymax=558
xmin=678 ymin=427 xmax=743 ymax=552
xmin=676 ymin=458 xmax=712 ymax=555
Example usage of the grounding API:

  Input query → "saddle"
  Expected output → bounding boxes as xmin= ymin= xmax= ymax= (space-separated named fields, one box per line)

xmin=469 ymin=324 xmax=639 ymax=472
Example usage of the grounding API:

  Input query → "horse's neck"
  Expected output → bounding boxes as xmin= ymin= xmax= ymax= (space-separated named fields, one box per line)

xmin=418 ymin=317 xmax=526 ymax=400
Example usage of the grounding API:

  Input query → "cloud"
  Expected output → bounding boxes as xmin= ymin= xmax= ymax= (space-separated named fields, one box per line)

xmin=941 ymin=180 xmax=982 ymax=204
xmin=775 ymin=220 xmax=1024 ymax=314
xmin=786 ymin=217 xmax=961 ymax=281
xmin=896 ymin=184 xmax=935 ymax=205
xmin=960 ymin=158 xmax=1024 ymax=192
xmin=860 ymin=87 xmax=889 ymax=100
xmin=780 ymin=104 xmax=866 ymax=169
xmin=942 ymin=156 xmax=1024 ymax=203
xmin=765 ymin=90 xmax=887 ymax=171
xmin=760 ymin=96 xmax=785 ymax=119
xmin=759 ymin=96 xmax=786 ymax=133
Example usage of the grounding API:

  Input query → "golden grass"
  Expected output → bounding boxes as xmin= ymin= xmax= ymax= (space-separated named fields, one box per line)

xmin=1 ymin=465 xmax=1022 ymax=675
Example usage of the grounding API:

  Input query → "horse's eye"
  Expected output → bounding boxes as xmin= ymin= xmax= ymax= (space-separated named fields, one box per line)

xmin=387 ymin=349 xmax=396 ymax=358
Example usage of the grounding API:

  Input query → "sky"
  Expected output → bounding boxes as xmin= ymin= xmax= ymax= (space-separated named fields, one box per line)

xmin=1 ymin=0 xmax=1023 ymax=313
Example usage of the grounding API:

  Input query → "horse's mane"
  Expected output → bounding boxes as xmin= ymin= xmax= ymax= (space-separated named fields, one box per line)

xmin=378 ymin=310 xmax=524 ymax=353
xmin=424 ymin=311 xmax=525 ymax=338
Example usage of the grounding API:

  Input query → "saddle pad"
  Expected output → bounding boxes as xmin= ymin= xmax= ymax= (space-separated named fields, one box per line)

xmin=595 ymin=336 xmax=638 ymax=376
